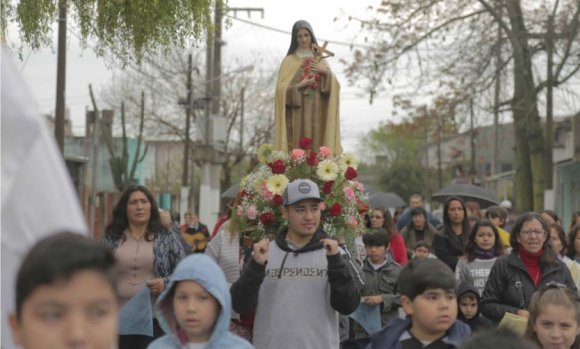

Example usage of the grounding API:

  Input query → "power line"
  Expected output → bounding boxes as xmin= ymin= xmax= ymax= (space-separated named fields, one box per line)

xmin=226 ymin=15 xmax=373 ymax=49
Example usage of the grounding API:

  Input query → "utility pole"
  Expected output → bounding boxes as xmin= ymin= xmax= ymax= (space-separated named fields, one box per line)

xmin=470 ymin=98 xmax=477 ymax=183
xmin=492 ymin=0 xmax=503 ymax=177
xmin=437 ymin=114 xmax=443 ymax=189
xmin=197 ymin=2 xmax=263 ymax=230
xmin=55 ymin=0 xmax=67 ymax=153
xmin=545 ymin=14 xmax=555 ymax=190
xmin=238 ymin=86 xmax=245 ymax=180
xmin=180 ymin=54 xmax=193 ymax=220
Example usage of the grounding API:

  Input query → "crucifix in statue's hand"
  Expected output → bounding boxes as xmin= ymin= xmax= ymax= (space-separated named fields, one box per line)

xmin=312 ymin=41 xmax=335 ymax=62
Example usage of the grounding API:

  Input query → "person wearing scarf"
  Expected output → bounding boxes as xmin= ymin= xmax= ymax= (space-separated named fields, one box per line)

xmin=480 ymin=212 xmax=576 ymax=323
xmin=456 ymin=220 xmax=506 ymax=296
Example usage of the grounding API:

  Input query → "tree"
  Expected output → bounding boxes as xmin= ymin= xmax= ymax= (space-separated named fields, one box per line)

xmin=2 ymin=0 xmax=213 ymax=63
xmin=361 ymin=94 xmax=459 ymax=199
xmin=3 ymin=0 xmax=214 ymax=152
xmin=100 ymin=48 xmax=276 ymax=201
xmin=345 ymin=0 xmax=580 ymax=211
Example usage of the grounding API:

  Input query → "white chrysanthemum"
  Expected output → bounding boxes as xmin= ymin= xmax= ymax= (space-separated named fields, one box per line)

xmin=339 ymin=153 xmax=358 ymax=169
xmin=267 ymin=150 xmax=290 ymax=163
xmin=316 ymin=160 xmax=339 ymax=181
xmin=257 ymin=144 xmax=274 ymax=163
xmin=252 ymin=178 xmax=264 ymax=193
xmin=266 ymin=174 xmax=289 ymax=195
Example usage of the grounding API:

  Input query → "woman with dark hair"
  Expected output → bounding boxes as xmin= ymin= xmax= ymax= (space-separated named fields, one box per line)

xmin=567 ymin=224 xmax=580 ymax=262
xmin=540 ymin=209 xmax=561 ymax=226
xmin=570 ymin=212 xmax=580 ymax=234
xmin=100 ymin=185 xmax=186 ymax=349
xmin=369 ymin=207 xmax=408 ymax=265
xmin=551 ymin=223 xmax=580 ymax=293
xmin=480 ymin=212 xmax=576 ymax=322
xmin=274 ymin=20 xmax=341 ymax=152
xmin=455 ymin=220 xmax=506 ymax=295
xmin=399 ymin=206 xmax=438 ymax=259
xmin=432 ymin=196 xmax=471 ymax=270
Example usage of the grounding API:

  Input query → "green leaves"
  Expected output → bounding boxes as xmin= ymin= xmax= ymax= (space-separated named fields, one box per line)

xmin=6 ymin=0 xmax=214 ymax=64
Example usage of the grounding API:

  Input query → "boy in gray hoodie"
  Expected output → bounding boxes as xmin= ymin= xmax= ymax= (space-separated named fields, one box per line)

xmin=148 ymin=254 xmax=253 ymax=349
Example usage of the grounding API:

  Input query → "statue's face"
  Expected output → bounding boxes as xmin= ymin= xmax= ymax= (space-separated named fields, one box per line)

xmin=296 ymin=28 xmax=312 ymax=50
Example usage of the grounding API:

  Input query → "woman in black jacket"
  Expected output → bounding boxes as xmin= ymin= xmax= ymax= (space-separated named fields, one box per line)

xmin=480 ymin=212 xmax=576 ymax=322
xmin=432 ymin=196 xmax=470 ymax=270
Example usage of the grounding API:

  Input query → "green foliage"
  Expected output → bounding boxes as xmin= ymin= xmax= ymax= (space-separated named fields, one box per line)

xmin=379 ymin=160 xmax=425 ymax=202
xmin=4 ymin=0 xmax=214 ymax=63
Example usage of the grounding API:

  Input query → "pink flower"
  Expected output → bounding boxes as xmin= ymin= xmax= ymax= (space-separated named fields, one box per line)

xmin=353 ymin=180 xmax=365 ymax=192
xmin=347 ymin=216 xmax=358 ymax=226
xmin=343 ymin=187 xmax=356 ymax=201
xmin=291 ymin=148 xmax=306 ymax=161
xmin=319 ymin=146 xmax=331 ymax=158
xmin=236 ymin=205 xmax=245 ymax=217
xmin=319 ymin=202 xmax=326 ymax=211
xmin=261 ymin=182 xmax=274 ymax=200
xmin=247 ymin=204 xmax=258 ymax=220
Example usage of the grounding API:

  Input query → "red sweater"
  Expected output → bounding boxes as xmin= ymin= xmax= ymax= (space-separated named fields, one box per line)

xmin=390 ymin=232 xmax=408 ymax=266
xmin=519 ymin=248 xmax=544 ymax=286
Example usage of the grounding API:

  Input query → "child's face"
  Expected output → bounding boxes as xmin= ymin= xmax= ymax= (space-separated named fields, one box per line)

xmin=459 ymin=295 xmax=478 ymax=320
xmin=489 ymin=216 xmax=504 ymax=228
xmin=402 ymin=288 xmax=457 ymax=340
xmin=533 ymin=303 xmax=580 ymax=349
xmin=550 ymin=228 xmax=564 ymax=255
xmin=365 ymin=244 xmax=387 ymax=264
xmin=474 ymin=226 xmax=495 ymax=251
xmin=9 ymin=270 xmax=118 ymax=349
xmin=173 ymin=280 xmax=220 ymax=343
xmin=414 ymin=247 xmax=429 ymax=259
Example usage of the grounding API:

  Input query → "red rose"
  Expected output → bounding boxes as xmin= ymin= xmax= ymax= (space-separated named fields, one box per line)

xmin=272 ymin=194 xmax=284 ymax=207
xmin=299 ymin=137 xmax=313 ymax=150
xmin=322 ymin=181 xmax=334 ymax=194
xmin=260 ymin=212 xmax=275 ymax=225
xmin=345 ymin=167 xmax=358 ymax=180
xmin=314 ymin=73 xmax=320 ymax=81
xmin=268 ymin=159 xmax=286 ymax=174
xmin=311 ymin=82 xmax=319 ymax=90
xmin=329 ymin=203 xmax=342 ymax=217
xmin=306 ymin=151 xmax=319 ymax=166
xmin=239 ymin=190 xmax=250 ymax=198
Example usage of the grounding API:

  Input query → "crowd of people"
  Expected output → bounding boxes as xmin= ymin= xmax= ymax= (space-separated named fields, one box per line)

xmin=7 ymin=180 xmax=580 ymax=349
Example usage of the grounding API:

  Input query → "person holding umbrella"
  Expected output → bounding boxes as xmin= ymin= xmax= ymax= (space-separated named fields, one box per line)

xmin=432 ymin=197 xmax=471 ymax=271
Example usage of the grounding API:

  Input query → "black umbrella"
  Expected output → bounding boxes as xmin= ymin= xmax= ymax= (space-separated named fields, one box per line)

xmin=431 ymin=183 xmax=499 ymax=208
xmin=221 ymin=182 xmax=240 ymax=199
xmin=369 ymin=192 xmax=406 ymax=209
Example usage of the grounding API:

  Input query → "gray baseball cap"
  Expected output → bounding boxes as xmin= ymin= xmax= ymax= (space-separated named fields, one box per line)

xmin=282 ymin=179 xmax=323 ymax=206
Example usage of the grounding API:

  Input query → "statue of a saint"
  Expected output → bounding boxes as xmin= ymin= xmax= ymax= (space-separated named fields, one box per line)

xmin=274 ymin=20 xmax=342 ymax=153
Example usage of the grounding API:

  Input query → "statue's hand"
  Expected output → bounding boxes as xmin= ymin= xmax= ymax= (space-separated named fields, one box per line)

xmin=312 ymin=62 xmax=330 ymax=75
xmin=298 ymin=75 xmax=316 ymax=89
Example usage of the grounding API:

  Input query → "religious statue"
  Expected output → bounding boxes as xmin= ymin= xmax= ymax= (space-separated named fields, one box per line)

xmin=274 ymin=20 xmax=342 ymax=153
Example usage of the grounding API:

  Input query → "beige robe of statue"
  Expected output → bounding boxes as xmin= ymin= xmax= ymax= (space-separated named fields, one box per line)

xmin=274 ymin=54 xmax=342 ymax=153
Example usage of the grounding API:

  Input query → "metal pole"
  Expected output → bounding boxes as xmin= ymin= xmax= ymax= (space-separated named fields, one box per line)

xmin=182 ymin=54 xmax=192 ymax=187
xmin=239 ymin=87 xmax=245 ymax=179
xmin=55 ymin=0 xmax=67 ymax=153
xmin=545 ymin=15 xmax=554 ymax=190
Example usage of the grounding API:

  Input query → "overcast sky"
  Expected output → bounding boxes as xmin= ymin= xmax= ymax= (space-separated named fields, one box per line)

xmin=5 ymin=0 xmax=579 ymax=154
xmin=5 ymin=0 xmax=402 ymax=154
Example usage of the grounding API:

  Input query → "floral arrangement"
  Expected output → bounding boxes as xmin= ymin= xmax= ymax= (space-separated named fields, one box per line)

xmin=231 ymin=137 xmax=369 ymax=240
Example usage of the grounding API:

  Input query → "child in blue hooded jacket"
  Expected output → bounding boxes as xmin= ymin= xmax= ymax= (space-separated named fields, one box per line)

xmin=148 ymin=254 xmax=253 ymax=349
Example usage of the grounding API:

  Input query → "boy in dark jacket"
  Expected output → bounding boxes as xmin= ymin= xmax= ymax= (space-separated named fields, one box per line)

xmin=456 ymin=282 xmax=493 ymax=333
xmin=353 ymin=230 xmax=401 ymax=348
xmin=368 ymin=258 xmax=471 ymax=349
